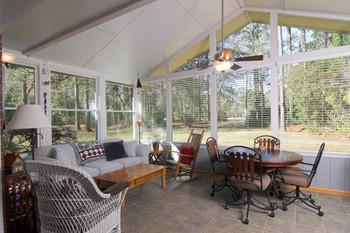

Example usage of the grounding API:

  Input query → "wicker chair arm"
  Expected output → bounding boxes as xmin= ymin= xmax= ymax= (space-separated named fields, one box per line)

xmin=102 ymin=181 xmax=131 ymax=196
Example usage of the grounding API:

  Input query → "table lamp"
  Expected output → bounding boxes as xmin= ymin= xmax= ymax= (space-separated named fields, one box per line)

xmin=8 ymin=104 xmax=51 ymax=159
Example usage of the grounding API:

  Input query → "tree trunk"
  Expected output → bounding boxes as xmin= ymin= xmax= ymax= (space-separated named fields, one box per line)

xmin=286 ymin=27 xmax=292 ymax=55
xmin=74 ymin=78 xmax=81 ymax=130
xmin=300 ymin=29 xmax=306 ymax=52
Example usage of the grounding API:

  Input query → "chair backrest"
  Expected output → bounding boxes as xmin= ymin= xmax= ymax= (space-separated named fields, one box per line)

xmin=186 ymin=129 xmax=205 ymax=160
xmin=254 ymin=135 xmax=280 ymax=151
xmin=224 ymin=146 xmax=263 ymax=188
xmin=206 ymin=137 xmax=220 ymax=163
xmin=24 ymin=160 xmax=120 ymax=232
xmin=309 ymin=142 xmax=325 ymax=184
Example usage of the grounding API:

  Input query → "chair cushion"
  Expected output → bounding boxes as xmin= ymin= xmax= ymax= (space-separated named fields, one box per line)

xmin=103 ymin=141 xmax=128 ymax=161
xmin=275 ymin=169 xmax=311 ymax=188
xmin=113 ymin=157 xmax=143 ymax=167
xmin=73 ymin=141 xmax=106 ymax=166
xmin=230 ymin=174 xmax=271 ymax=191
xmin=179 ymin=146 xmax=193 ymax=165
xmin=48 ymin=147 xmax=72 ymax=165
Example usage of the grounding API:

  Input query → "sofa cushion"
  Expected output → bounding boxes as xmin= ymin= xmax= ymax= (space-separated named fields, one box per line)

xmin=123 ymin=140 xmax=138 ymax=157
xmin=34 ymin=144 xmax=78 ymax=166
xmin=114 ymin=156 xmax=143 ymax=167
xmin=73 ymin=141 xmax=106 ymax=166
xmin=103 ymin=141 xmax=128 ymax=161
xmin=48 ymin=147 xmax=72 ymax=165
xmin=78 ymin=166 xmax=100 ymax=177
xmin=84 ymin=160 xmax=124 ymax=174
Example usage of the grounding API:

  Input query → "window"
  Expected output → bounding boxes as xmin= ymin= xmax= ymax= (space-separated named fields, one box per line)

xmin=106 ymin=82 xmax=134 ymax=140
xmin=4 ymin=64 xmax=35 ymax=152
xmin=172 ymin=75 xmax=211 ymax=142
xmin=217 ymin=68 xmax=271 ymax=146
xmin=51 ymin=72 xmax=96 ymax=143
xmin=141 ymin=82 xmax=166 ymax=142
xmin=279 ymin=56 xmax=350 ymax=152
xmin=279 ymin=15 xmax=350 ymax=55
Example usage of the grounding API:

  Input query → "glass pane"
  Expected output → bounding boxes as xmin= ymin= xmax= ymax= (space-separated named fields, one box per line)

xmin=106 ymin=112 xmax=133 ymax=140
xmin=4 ymin=64 xmax=35 ymax=153
xmin=141 ymin=82 xmax=166 ymax=142
xmin=106 ymin=82 xmax=133 ymax=111
xmin=217 ymin=68 xmax=271 ymax=146
xmin=51 ymin=72 xmax=96 ymax=110
xmin=172 ymin=75 xmax=211 ymax=142
xmin=51 ymin=110 xmax=96 ymax=143
xmin=279 ymin=56 xmax=350 ymax=152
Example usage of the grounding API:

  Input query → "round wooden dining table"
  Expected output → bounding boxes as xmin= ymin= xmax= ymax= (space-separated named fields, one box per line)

xmin=255 ymin=149 xmax=303 ymax=168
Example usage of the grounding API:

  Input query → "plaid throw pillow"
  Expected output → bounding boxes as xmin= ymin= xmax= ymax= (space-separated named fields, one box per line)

xmin=73 ymin=141 xmax=106 ymax=166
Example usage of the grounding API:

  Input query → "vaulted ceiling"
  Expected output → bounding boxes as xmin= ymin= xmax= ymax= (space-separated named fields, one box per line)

xmin=2 ymin=0 xmax=350 ymax=84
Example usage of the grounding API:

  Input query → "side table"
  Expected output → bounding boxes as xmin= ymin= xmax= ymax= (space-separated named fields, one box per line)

xmin=3 ymin=172 xmax=33 ymax=233
xmin=149 ymin=150 xmax=168 ymax=165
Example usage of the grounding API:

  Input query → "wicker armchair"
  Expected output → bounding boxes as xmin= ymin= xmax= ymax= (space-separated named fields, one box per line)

xmin=24 ymin=160 xmax=130 ymax=233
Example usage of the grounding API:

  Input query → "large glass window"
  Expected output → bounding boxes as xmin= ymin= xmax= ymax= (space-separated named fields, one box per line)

xmin=217 ymin=68 xmax=271 ymax=146
xmin=141 ymin=82 xmax=166 ymax=142
xmin=51 ymin=72 xmax=96 ymax=143
xmin=4 ymin=64 xmax=35 ymax=152
xmin=279 ymin=56 xmax=350 ymax=152
xmin=106 ymin=82 xmax=133 ymax=140
xmin=172 ymin=75 xmax=211 ymax=142
xmin=279 ymin=15 xmax=350 ymax=55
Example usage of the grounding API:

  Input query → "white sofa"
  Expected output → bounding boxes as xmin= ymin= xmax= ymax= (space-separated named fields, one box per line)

xmin=32 ymin=139 xmax=150 ymax=177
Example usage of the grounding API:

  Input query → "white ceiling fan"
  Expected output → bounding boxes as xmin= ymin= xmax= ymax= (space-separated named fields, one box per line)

xmin=200 ymin=0 xmax=263 ymax=73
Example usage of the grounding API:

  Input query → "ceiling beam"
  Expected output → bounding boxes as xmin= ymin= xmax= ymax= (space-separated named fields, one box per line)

xmin=23 ymin=0 xmax=156 ymax=56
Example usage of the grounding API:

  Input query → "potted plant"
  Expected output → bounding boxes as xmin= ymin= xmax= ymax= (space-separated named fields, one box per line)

xmin=151 ymin=140 xmax=160 ymax=152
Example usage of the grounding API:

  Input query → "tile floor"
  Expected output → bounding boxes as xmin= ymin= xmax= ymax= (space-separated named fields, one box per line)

xmin=120 ymin=175 xmax=350 ymax=233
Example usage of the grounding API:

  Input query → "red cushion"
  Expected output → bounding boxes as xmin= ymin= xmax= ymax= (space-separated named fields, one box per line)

xmin=180 ymin=146 xmax=194 ymax=165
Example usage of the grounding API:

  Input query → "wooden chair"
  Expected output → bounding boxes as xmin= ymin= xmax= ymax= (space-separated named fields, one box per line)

xmin=275 ymin=143 xmax=325 ymax=216
xmin=24 ymin=160 xmax=130 ymax=233
xmin=254 ymin=135 xmax=280 ymax=151
xmin=165 ymin=129 xmax=204 ymax=180
xmin=224 ymin=146 xmax=277 ymax=224
xmin=206 ymin=137 xmax=236 ymax=196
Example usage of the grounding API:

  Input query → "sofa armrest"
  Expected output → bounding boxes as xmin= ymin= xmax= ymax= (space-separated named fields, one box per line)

xmin=136 ymin=143 xmax=151 ymax=164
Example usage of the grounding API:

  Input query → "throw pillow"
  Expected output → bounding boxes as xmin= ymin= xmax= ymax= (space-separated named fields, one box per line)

xmin=48 ymin=147 xmax=72 ymax=165
xmin=179 ymin=146 xmax=194 ymax=165
xmin=123 ymin=140 xmax=138 ymax=157
xmin=103 ymin=141 xmax=128 ymax=161
xmin=73 ymin=141 xmax=106 ymax=166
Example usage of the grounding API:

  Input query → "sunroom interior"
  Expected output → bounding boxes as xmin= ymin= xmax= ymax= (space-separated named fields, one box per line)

xmin=1 ymin=1 xmax=350 ymax=228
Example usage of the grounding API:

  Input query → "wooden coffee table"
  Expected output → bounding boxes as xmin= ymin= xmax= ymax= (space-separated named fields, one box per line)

xmin=94 ymin=163 xmax=166 ymax=190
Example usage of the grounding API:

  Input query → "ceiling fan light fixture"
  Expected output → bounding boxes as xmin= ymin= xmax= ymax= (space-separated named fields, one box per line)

xmin=213 ymin=60 xmax=233 ymax=73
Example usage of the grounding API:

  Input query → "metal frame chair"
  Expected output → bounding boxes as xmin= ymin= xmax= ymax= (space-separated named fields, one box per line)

xmin=224 ymin=146 xmax=277 ymax=224
xmin=24 ymin=160 xmax=130 ymax=233
xmin=206 ymin=137 xmax=236 ymax=196
xmin=275 ymin=142 xmax=325 ymax=216
xmin=254 ymin=135 xmax=280 ymax=151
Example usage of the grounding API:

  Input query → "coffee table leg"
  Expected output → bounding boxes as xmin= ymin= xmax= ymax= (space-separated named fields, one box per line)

xmin=162 ymin=167 xmax=166 ymax=189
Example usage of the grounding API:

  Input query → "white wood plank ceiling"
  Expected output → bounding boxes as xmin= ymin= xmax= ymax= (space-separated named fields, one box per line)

xmin=2 ymin=0 xmax=350 ymax=84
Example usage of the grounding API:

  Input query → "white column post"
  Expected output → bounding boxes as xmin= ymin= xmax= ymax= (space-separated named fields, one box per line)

xmin=165 ymin=61 xmax=172 ymax=143
xmin=209 ymin=29 xmax=218 ymax=140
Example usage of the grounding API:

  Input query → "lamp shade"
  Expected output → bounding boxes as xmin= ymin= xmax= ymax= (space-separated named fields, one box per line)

xmin=8 ymin=105 xmax=51 ymax=130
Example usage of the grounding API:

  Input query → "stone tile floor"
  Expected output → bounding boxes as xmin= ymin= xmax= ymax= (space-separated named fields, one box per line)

xmin=120 ymin=175 xmax=350 ymax=233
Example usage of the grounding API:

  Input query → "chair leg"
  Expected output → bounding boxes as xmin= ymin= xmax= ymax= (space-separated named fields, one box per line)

xmin=281 ymin=186 xmax=324 ymax=216
xmin=211 ymin=174 xmax=237 ymax=196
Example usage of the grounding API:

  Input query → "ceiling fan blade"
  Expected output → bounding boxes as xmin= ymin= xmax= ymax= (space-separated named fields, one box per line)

xmin=230 ymin=64 xmax=242 ymax=70
xmin=235 ymin=55 xmax=263 ymax=62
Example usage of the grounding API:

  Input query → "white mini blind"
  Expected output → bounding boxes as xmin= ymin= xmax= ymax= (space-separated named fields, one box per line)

xmin=280 ymin=56 xmax=350 ymax=152
xmin=172 ymin=75 xmax=210 ymax=142
xmin=141 ymin=82 xmax=167 ymax=141
xmin=217 ymin=68 xmax=271 ymax=146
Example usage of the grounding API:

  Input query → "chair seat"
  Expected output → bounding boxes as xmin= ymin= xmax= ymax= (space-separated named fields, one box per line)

xmin=166 ymin=159 xmax=192 ymax=168
xmin=231 ymin=174 xmax=271 ymax=191
xmin=275 ymin=169 xmax=310 ymax=188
